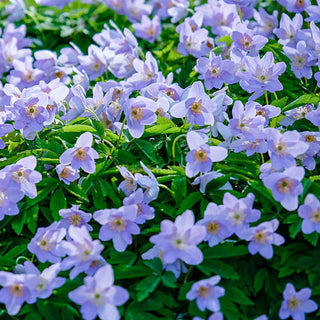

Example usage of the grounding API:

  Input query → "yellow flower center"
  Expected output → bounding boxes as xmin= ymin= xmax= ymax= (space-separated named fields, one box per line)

xmin=277 ymin=178 xmax=293 ymax=193
xmin=195 ymin=149 xmax=208 ymax=162
xmin=207 ymin=221 xmax=220 ymax=235
xmin=131 ymin=107 xmax=144 ymax=121
xmin=74 ymin=147 xmax=87 ymax=161
xmin=190 ymin=101 xmax=203 ymax=115
xmin=69 ymin=213 xmax=82 ymax=226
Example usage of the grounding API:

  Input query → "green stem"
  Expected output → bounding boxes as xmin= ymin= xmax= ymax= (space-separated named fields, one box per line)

xmin=237 ymin=5 xmax=243 ymax=23
xmin=172 ymin=134 xmax=186 ymax=165
xmin=273 ymin=92 xmax=278 ymax=100
xmin=116 ymin=118 xmax=126 ymax=149
xmin=158 ymin=183 xmax=175 ymax=196
xmin=85 ymin=108 xmax=100 ymax=121
xmin=265 ymin=91 xmax=269 ymax=105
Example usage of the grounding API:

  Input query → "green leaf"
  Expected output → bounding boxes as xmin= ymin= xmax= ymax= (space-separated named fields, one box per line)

xmin=303 ymin=232 xmax=319 ymax=246
xmin=114 ymin=265 xmax=152 ymax=280
xmin=282 ymin=94 xmax=320 ymax=112
xmin=197 ymin=260 xmax=240 ymax=280
xmin=11 ymin=210 xmax=27 ymax=235
xmin=202 ymin=242 xmax=248 ymax=259
xmin=134 ymin=139 xmax=162 ymax=164
xmin=225 ymin=286 xmax=254 ymax=305
xmin=144 ymin=116 xmax=175 ymax=136
xmin=177 ymin=192 xmax=202 ymax=214
xmin=27 ymin=205 xmax=39 ymax=234
xmin=64 ymin=183 xmax=89 ymax=202
xmin=171 ymin=176 xmax=187 ymax=204
xmin=98 ymin=180 xmax=122 ymax=207
xmin=136 ymin=276 xmax=161 ymax=301
xmin=161 ymin=271 xmax=177 ymax=288
xmin=216 ymin=35 xmax=233 ymax=47
xmin=253 ymin=268 xmax=268 ymax=294
xmin=143 ymin=258 xmax=163 ymax=274
xmin=50 ymin=188 xmax=67 ymax=220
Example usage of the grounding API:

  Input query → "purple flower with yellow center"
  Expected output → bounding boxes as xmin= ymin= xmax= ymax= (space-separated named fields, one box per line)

xmin=279 ymin=283 xmax=318 ymax=320
xmin=0 ymin=176 xmax=24 ymax=221
xmin=68 ymin=264 xmax=129 ymax=320
xmin=117 ymin=166 xmax=138 ymax=196
xmin=132 ymin=15 xmax=161 ymax=43
xmin=124 ymin=96 xmax=157 ymax=139
xmin=0 ymin=272 xmax=37 ymax=315
xmin=195 ymin=52 xmax=236 ymax=89
xmin=56 ymin=164 xmax=80 ymax=185
xmin=196 ymin=202 xmax=232 ymax=247
xmin=13 ymin=92 xmax=49 ymax=140
xmin=220 ymin=192 xmax=261 ymax=238
xmin=58 ymin=205 xmax=93 ymax=237
xmin=262 ymin=166 xmax=305 ymax=211
xmin=170 ymin=81 xmax=216 ymax=127
xmin=3 ymin=155 xmax=42 ymax=199
xmin=298 ymin=194 xmax=320 ymax=234
xmin=27 ymin=221 xmax=66 ymax=263
xmin=148 ymin=210 xmax=206 ymax=265
xmin=22 ymin=261 xmax=65 ymax=300
xmin=186 ymin=275 xmax=225 ymax=312
xmin=239 ymin=51 xmax=286 ymax=100
xmin=266 ymin=128 xmax=309 ymax=170
xmin=123 ymin=188 xmax=155 ymax=224
xmin=94 ymin=205 xmax=140 ymax=252
xmin=59 ymin=132 xmax=99 ymax=174
xmin=280 ymin=104 xmax=315 ymax=127
xmin=185 ymin=131 xmax=228 ymax=178
xmin=60 ymin=226 xmax=105 ymax=280
xmin=243 ymin=219 xmax=285 ymax=259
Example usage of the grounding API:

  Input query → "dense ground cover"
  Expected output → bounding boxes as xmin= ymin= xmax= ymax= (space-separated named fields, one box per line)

xmin=1 ymin=0 xmax=320 ymax=319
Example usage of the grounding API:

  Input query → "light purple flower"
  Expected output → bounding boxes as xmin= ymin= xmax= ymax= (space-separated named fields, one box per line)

xmin=27 ymin=221 xmax=66 ymax=263
xmin=262 ymin=166 xmax=305 ymax=211
xmin=0 ymin=176 xmax=24 ymax=220
xmin=60 ymin=226 xmax=105 ymax=279
xmin=94 ymin=205 xmax=140 ymax=252
xmin=220 ymin=192 xmax=261 ymax=238
xmin=59 ymin=132 xmax=99 ymax=174
xmin=298 ymin=194 xmax=320 ymax=234
xmin=124 ymin=96 xmax=157 ymax=139
xmin=2 ymin=156 xmax=42 ymax=199
xmin=149 ymin=210 xmax=206 ymax=265
xmin=185 ymin=131 xmax=228 ymax=178
xmin=136 ymin=161 xmax=159 ymax=202
xmin=280 ymin=104 xmax=315 ymax=127
xmin=58 ymin=205 xmax=92 ymax=232
xmin=239 ymin=52 xmax=286 ymax=100
xmin=266 ymin=128 xmax=309 ymax=170
xmin=195 ymin=52 xmax=237 ymax=90
xmin=243 ymin=219 xmax=285 ymax=259
xmin=68 ymin=264 xmax=129 ymax=320
xmin=186 ymin=275 xmax=225 ymax=312
xmin=0 ymin=272 xmax=36 ymax=315
xmin=123 ymin=188 xmax=155 ymax=224
xmin=196 ymin=202 xmax=232 ymax=247
xmin=132 ymin=15 xmax=161 ymax=43
xmin=117 ymin=166 xmax=138 ymax=196
xmin=279 ymin=283 xmax=318 ymax=320
xmin=56 ymin=164 xmax=80 ymax=185
xmin=170 ymin=81 xmax=216 ymax=127
xmin=23 ymin=261 xmax=65 ymax=299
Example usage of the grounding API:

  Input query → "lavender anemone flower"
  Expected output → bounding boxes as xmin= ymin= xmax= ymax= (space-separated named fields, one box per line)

xmin=186 ymin=275 xmax=225 ymax=312
xmin=195 ymin=52 xmax=237 ymax=89
xmin=196 ymin=202 xmax=232 ymax=247
xmin=220 ymin=192 xmax=261 ymax=238
xmin=27 ymin=221 xmax=66 ymax=263
xmin=23 ymin=261 xmax=65 ymax=300
xmin=239 ymin=51 xmax=286 ymax=100
xmin=132 ymin=15 xmax=161 ymax=43
xmin=123 ymin=96 xmax=157 ymax=139
xmin=60 ymin=226 xmax=105 ymax=279
xmin=68 ymin=264 xmax=129 ymax=320
xmin=279 ymin=283 xmax=318 ymax=320
xmin=298 ymin=194 xmax=320 ymax=234
xmin=262 ymin=166 xmax=305 ymax=211
xmin=3 ymin=155 xmax=42 ymax=199
xmin=59 ymin=132 xmax=99 ymax=174
xmin=94 ymin=205 xmax=140 ymax=252
xmin=266 ymin=128 xmax=309 ymax=170
xmin=170 ymin=81 xmax=216 ymax=127
xmin=56 ymin=164 xmax=80 ymax=185
xmin=0 ymin=272 xmax=36 ymax=315
xmin=117 ymin=166 xmax=138 ymax=196
xmin=148 ymin=210 xmax=206 ymax=265
xmin=185 ymin=131 xmax=228 ymax=178
xmin=136 ymin=161 xmax=159 ymax=202
xmin=242 ymin=219 xmax=285 ymax=259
